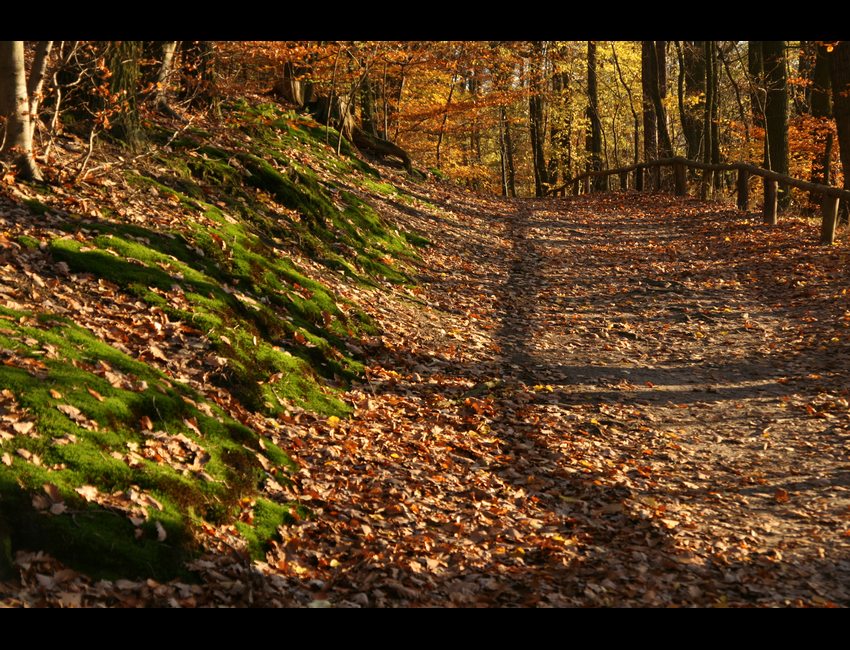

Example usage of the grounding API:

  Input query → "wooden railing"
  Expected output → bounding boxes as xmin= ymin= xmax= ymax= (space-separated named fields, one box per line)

xmin=547 ymin=156 xmax=850 ymax=245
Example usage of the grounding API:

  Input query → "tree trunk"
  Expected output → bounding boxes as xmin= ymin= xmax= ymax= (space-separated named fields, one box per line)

xmin=677 ymin=41 xmax=705 ymax=162
xmin=154 ymin=41 xmax=181 ymax=118
xmin=360 ymin=73 xmax=379 ymax=138
xmin=180 ymin=41 xmax=219 ymax=111
xmin=763 ymin=41 xmax=789 ymax=208
xmin=748 ymin=41 xmax=766 ymax=129
xmin=648 ymin=41 xmax=673 ymax=160
xmin=0 ymin=41 xmax=44 ymax=181
xmin=830 ymin=41 xmax=850 ymax=217
xmin=586 ymin=41 xmax=603 ymax=190
xmin=641 ymin=41 xmax=658 ymax=164
xmin=642 ymin=41 xmax=659 ymax=188
xmin=810 ymin=43 xmax=833 ymax=197
xmin=277 ymin=60 xmax=313 ymax=108
xmin=702 ymin=41 xmax=716 ymax=196
xmin=529 ymin=41 xmax=549 ymax=197
xmin=435 ymin=67 xmax=458 ymax=170
xmin=499 ymin=105 xmax=517 ymax=197
xmin=106 ymin=41 xmax=144 ymax=150
xmin=548 ymin=70 xmax=570 ymax=186
xmin=612 ymin=43 xmax=639 ymax=166
xmin=718 ymin=44 xmax=749 ymax=142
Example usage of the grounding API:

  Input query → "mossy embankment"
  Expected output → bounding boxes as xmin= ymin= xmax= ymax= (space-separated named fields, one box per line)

xmin=0 ymin=98 xmax=430 ymax=580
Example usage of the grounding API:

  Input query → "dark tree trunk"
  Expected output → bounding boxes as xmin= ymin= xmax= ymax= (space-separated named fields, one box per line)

xmin=106 ymin=41 xmax=144 ymax=150
xmin=649 ymin=41 xmax=673 ymax=160
xmin=762 ymin=41 xmax=789 ymax=208
xmin=678 ymin=41 xmax=705 ymax=161
xmin=530 ymin=91 xmax=548 ymax=196
xmin=360 ymin=73 xmax=379 ymax=138
xmin=529 ymin=41 xmax=549 ymax=197
xmin=548 ymin=71 xmax=570 ymax=186
xmin=718 ymin=43 xmax=749 ymax=143
xmin=701 ymin=41 xmax=718 ymax=195
xmin=499 ymin=106 xmax=517 ymax=198
xmin=810 ymin=43 xmax=833 ymax=196
xmin=181 ymin=41 xmax=219 ymax=111
xmin=436 ymin=62 xmax=459 ymax=170
xmin=830 ymin=41 xmax=850 ymax=216
xmin=748 ymin=41 xmax=766 ymax=129
xmin=641 ymin=41 xmax=658 ymax=164
xmin=586 ymin=41 xmax=603 ymax=190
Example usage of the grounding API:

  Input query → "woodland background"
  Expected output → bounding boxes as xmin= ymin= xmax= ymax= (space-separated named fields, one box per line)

xmin=1 ymin=41 xmax=849 ymax=210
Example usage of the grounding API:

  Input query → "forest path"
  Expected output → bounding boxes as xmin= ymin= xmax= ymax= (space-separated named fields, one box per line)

xmin=276 ymin=188 xmax=850 ymax=607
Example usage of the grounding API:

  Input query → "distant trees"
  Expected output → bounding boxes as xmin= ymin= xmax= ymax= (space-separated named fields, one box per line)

xmin=0 ymin=39 xmax=847 ymax=210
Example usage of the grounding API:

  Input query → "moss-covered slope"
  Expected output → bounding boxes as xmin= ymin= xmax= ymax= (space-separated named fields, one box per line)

xmin=0 ymin=97 xmax=430 ymax=580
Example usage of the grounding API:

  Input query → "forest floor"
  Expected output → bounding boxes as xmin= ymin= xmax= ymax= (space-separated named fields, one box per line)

xmin=5 ymin=172 xmax=850 ymax=606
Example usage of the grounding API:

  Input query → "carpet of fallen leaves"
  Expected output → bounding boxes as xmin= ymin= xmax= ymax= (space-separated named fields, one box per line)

xmin=4 ymin=168 xmax=850 ymax=606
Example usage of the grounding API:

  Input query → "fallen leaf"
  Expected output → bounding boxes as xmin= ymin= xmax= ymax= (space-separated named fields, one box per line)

xmin=12 ymin=421 xmax=35 ymax=435
xmin=75 ymin=485 xmax=99 ymax=502
xmin=43 ymin=483 xmax=63 ymax=503
xmin=86 ymin=387 xmax=105 ymax=402
xmin=56 ymin=404 xmax=83 ymax=420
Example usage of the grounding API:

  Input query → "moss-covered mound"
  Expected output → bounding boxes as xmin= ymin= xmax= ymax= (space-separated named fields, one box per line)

xmin=0 ymin=306 xmax=293 ymax=579
xmin=0 ymin=97 xmax=430 ymax=579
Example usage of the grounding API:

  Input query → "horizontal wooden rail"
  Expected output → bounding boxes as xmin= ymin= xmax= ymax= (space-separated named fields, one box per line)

xmin=547 ymin=156 xmax=850 ymax=244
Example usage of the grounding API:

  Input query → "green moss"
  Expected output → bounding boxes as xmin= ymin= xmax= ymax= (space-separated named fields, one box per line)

xmin=0 ymin=96 xmax=440 ymax=578
xmin=235 ymin=497 xmax=293 ymax=559
xmin=16 ymin=235 xmax=41 ymax=250
xmin=23 ymin=198 xmax=49 ymax=215
xmin=0 ymin=307 xmax=296 ymax=579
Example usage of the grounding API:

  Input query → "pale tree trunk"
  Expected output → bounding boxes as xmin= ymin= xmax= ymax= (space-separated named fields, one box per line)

xmin=0 ymin=41 xmax=52 ymax=181
xmin=154 ymin=41 xmax=181 ymax=119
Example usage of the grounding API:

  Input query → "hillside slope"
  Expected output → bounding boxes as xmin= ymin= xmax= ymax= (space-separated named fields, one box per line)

xmin=0 ymin=96 xmax=435 ymax=585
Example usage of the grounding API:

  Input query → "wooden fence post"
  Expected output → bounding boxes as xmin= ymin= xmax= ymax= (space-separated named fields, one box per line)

xmin=820 ymin=195 xmax=839 ymax=244
xmin=700 ymin=169 xmax=712 ymax=200
xmin=674 ymin=161 xmax=687 ymax=196
xmin=763 ymin=178 xmax=778 ymax=225
xmin=619 ymin=171 xmax=628 ymax=191
xmin=572 ymin=179 xmax=580 ymax=196
xmin=584 ymin=176 xmax=591 ymax=194
xmin=736 ymin=168 xmax=749 ymax=212
xmin=654 ymin=166 xmax=662 ymax=192
xmin=635 ymin=167 xmax=644 ymax=191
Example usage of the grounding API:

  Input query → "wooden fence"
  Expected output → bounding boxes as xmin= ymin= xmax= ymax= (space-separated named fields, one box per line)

xmin=547 ymin=156 xmax=850 ymax=245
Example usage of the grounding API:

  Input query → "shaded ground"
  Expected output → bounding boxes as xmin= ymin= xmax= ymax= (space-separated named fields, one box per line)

xmin=4 ymin=182 xmax=850 ymax=606
xmin=266 ymin=188 xmax=850 ymax=607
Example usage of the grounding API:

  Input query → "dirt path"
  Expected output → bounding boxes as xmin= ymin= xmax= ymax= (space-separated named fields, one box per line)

xmin=268 ymin=189 xmax=850 ymax=607
xmin=7 ymin=187 xmax=849 ymax=607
